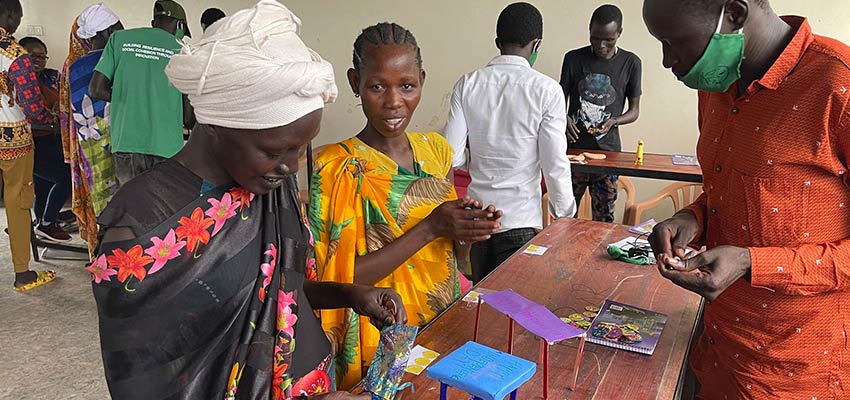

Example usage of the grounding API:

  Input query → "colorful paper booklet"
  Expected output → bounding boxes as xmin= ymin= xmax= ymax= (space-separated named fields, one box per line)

xmin=586 ymin=299 xmax=667 ymax=355
xmin=629 ymin=219 xmax=657 ymax=235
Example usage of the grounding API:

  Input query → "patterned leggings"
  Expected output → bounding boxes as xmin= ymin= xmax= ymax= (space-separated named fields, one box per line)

xmin=572 ymin=173 xmax=619 ymax=223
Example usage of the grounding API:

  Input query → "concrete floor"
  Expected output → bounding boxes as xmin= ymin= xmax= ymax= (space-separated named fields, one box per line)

xmin=0 ymin=210 xmax=109 ymax=399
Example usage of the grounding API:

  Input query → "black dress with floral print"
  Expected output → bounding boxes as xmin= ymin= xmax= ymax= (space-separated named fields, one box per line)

xmin=93 ymin=159 xmax=332 ymax=399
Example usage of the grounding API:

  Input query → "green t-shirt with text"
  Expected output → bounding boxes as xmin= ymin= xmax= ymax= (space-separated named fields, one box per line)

xmin=95 ymin=27 xmax=183 ymax=158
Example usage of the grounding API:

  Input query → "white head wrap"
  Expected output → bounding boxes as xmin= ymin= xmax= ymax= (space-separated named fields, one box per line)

xmin=76 ymin=3 xmax=120 ymax=40
xmin=165 ymin=0 xmax=338 ymax=130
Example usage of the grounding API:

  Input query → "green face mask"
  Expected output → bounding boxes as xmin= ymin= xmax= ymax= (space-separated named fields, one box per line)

xmin=679 ymin=6 xmax=744 ymax=92
xmin=528 ymin=40 xmax=541 ymax=67
xmin=606 ymin=245 xmax=651 ymax=265
xmin=174 ymin=20 xmax=186 ymax=40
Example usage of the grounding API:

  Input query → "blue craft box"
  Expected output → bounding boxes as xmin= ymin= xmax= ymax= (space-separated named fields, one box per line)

xmin=426 ymin=341 xmax=536 ymax=400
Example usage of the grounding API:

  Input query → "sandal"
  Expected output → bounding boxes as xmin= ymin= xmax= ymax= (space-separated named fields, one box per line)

xmin=14 ymin=270 xmax=56 ymax=292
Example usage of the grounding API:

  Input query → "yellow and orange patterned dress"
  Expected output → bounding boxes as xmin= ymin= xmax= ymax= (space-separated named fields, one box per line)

xmin=309 ymin=132 xmax=462 ymax=388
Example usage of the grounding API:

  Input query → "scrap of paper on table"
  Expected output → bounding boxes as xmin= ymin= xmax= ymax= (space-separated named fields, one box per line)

xmin=404 ymin=345 xmax=440 ymax=375
xmin=462 ymin=287 xmax=496 ymax=304
xmin=523 ymin=244 xmax=549 ymax=256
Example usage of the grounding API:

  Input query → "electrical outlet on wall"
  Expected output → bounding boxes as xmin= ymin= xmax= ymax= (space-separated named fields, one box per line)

xmin=26 ymin=25 xmax=43 ymax=36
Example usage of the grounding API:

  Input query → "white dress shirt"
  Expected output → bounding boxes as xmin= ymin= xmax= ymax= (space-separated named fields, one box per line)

xmin=443 ymin=55 xmax=576 ymax=232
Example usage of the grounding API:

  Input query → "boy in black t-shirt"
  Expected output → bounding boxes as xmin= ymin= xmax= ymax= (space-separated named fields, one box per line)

xmin=560 ymin=4 xmax=642 ymax=223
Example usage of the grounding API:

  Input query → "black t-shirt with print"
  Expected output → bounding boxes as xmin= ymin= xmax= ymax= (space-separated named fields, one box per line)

xmin=560 ymin=46 xmax=642 ymax=152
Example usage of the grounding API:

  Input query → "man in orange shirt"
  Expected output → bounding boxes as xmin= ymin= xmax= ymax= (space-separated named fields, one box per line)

xmin=645 ymin=0 xmax=850 ymax=398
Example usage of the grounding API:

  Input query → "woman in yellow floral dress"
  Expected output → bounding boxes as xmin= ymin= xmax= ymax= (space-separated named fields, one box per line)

xmin=309 ymin=22 xmax=503 ymax=389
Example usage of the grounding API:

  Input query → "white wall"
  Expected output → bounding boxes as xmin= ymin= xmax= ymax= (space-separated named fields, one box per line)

xmin=20 ymin=0 xmax=850 ymax=222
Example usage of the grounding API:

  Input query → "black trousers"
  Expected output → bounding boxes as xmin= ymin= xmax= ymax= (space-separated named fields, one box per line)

xmin=470 ymin=227 xmax=538 ymax=283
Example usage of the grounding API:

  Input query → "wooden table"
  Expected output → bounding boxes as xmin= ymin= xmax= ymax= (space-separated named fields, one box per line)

xmin=404 ymin=218 xmax=703 ymax=399
xmin=568 ymin=149 xmax=702 ymax=183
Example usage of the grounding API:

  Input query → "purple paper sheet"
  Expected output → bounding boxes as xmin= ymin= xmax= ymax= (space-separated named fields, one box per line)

xmin=480 ymin=289 xmax=585 ymax=343
xmin=478 ymin=289 xmax=538 ymax=314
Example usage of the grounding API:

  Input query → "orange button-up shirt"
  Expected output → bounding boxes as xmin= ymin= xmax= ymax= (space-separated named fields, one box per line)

xmin=686 ymin=17 xmax=850 ymax=400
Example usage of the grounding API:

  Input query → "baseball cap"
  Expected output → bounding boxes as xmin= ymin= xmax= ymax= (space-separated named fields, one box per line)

xmin=154 ymin=0 xmax=191 ymax=37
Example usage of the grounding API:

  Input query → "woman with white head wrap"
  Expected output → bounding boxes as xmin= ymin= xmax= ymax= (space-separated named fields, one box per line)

xmin=59 ymin=3 xmax=123 ymax=255
xmin=91 ymin=2 xmax=405 ymax=399
xmin=166 ymin=0 xmax=337 ymax=129
xmin=75 ymin=3 xmax=120 ymax=42
xmin=60 ymin=2 xmax=122 ymax=153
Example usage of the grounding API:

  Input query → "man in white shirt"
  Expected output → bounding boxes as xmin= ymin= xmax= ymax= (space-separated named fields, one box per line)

xmin=444 ymin=2 xmax=576 ymax=282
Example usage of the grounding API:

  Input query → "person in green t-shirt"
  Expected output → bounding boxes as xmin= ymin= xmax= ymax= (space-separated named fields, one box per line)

xmin=89 ymin=0 xmax=192 ymax=186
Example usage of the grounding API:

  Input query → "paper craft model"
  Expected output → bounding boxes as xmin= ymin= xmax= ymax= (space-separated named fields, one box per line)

xmin=472 ymin=289 xmax=587 ymax=399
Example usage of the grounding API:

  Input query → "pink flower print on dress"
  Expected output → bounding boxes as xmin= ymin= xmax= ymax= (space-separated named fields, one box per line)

xmin=305 ymin=256 xmax=318 ymax=281
xmin=259 ymin=244 xmax=278 ymax=302
xmin=144 ymin=229 xmax=187 ymax=274
xmin=303 ymin=215 xmax=315 ymax=246
xmin=87 ymin=254 xmax=117 ymax=283
xmin=277 ymin=290 xmax=298 ymax=337
xmin=206 ymin=193 xmax=241 ymax=237
xmin=278 ymin=290 xmax=297 ymax=309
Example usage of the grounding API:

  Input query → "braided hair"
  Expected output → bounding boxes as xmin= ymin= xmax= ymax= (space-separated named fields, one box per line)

xmin=352 ymin=22 xmax=422 ymax=71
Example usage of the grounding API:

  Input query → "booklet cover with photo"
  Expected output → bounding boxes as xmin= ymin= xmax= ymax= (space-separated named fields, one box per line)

xmin=586 ymin=299 xmax=668 ymax=355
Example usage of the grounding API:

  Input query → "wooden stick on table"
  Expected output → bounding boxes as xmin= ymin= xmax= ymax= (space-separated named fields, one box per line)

xmin=571 ymin=335 xmax=587 ymax=390
xmin=508 ymin=318 xmax=514 ymax=354
xmin=473 ymin=298 xmax=481 ymax=342
xmin=543 ymin=340 xmax=549 ymax=399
